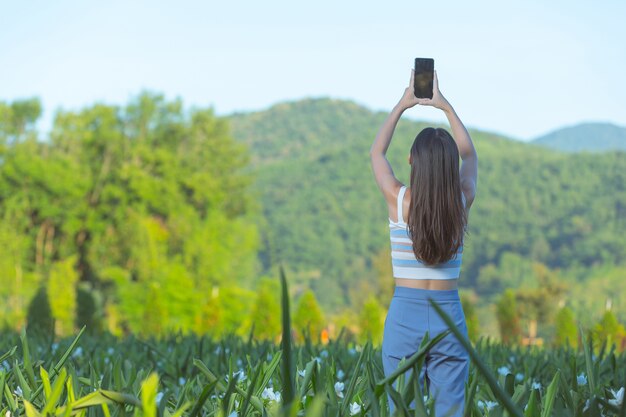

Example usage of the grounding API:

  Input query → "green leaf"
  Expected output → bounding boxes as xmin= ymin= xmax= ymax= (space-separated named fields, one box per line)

xmin=377 ymin=330 xmax=449 ymax=386
xmin=42 ymin=367 xmax=68 ymax=415
xmin=540 ymin=370 xmax=560 ymax=417
xmin=279 ymin=265 xmax=295 ymax=408
xmin=429 ymin=298 xmax=524 ymax=417
xmin=20 ymin=328 xmax=37 ymax=390
xmin=525 ymin=389 xmax=539 ymax=417
xmin=581 ymin=326 xmax=596 ymax=394
xmin=140 ymin=373 xmax=159 ymax=417
xmin=23 ymin=400 xmax=42 ymax=417
xmin=40 ymin=367 xmax=51 ymax=400
xmin=13 ymin=359 xmax=32 ymax=400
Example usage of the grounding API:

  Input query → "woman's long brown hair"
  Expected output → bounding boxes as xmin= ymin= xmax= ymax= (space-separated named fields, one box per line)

xmin=406 ymin=127 xmax=467 ymax=265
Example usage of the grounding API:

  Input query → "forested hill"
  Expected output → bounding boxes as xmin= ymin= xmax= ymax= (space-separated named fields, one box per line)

xmin=532 ymin=122 xmax=626 ymax=152
xmin=229 ymin=98 xmax=626 ymax=313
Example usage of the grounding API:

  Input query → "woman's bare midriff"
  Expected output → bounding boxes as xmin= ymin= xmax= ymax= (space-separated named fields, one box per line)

xmin=395 ymin=278 xmax=458 ymax=290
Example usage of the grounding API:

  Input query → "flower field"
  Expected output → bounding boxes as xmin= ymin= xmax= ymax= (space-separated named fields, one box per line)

xmin=1 ymin=272 xmax=624 ymax=417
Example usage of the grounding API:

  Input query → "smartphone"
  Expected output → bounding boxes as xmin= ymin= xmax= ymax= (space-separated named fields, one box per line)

xmin=414 ymin=58 xmax=434 ymax=99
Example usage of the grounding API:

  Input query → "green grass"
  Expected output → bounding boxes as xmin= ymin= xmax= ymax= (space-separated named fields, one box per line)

xmin=1 ymin=273 xmax=625 ymax=416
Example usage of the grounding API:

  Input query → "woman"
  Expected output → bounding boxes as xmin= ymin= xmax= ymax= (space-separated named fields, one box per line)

xmin=370 ymin=68 xmax=477 ymax=416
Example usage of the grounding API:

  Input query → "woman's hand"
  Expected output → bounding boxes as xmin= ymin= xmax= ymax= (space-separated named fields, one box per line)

xmin=416 ymin=70 xmax=452 ymax=111
xmin=397 ymin=69 xmax=420 ymax=110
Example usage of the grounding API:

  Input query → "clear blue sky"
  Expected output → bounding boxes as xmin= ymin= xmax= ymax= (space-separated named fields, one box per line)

xmin=1 ymin=0 xmax=625 ymax=140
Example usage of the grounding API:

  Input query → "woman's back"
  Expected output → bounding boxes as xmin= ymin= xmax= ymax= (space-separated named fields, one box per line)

xmin=388 ymin=185 xmax=467 ymax=283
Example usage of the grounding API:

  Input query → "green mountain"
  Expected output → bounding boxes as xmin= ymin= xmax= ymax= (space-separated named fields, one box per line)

xmin=229 ymin=98 xmax=626 ymax=314
xmin=532 ymin=122 xmax=626 ymax=152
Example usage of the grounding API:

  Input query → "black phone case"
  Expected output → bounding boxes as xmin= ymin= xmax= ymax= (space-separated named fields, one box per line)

xmin=414 ymin=58 xmax=434 ymax=99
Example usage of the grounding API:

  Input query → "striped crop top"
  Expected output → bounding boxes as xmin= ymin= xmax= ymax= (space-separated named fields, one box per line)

xmin=389 ymin=185 xmax=465 ymax=280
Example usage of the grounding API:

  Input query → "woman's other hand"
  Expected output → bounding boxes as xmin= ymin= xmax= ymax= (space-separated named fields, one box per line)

xmin=398 ymin=69 xmax=420 ymax=110
xmin=416 ymin=70 xmax=452 ymax=111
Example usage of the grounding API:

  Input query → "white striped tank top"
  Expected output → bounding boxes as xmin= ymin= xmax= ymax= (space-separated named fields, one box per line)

xmin=389 ymin=185 xmax=465 ymax=280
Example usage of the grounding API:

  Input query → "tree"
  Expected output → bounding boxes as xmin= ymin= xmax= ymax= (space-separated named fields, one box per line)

xmin=593 ymin=310 xmax=626 ymax=352
xmin=0 ymin=93 xmax=260 ymax=337
xmin=293 ymin=289 xmax=325 ymax=343
xmin=496 ymin=289 xmax=521 ymax=345
xmin=47 ymin=256 xmax=80 ymax=336
xmin=246 ymin=277 xmax=281 ymax=342
xmin=359 ymin=296 xmax=384 ymax=346
xmin=460 ymin=292 xmax=480 ymax=342
xmin=554 ymin=306 xmax=578 ymax=349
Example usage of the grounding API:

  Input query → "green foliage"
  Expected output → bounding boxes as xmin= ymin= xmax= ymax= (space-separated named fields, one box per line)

xmin=358 ymin=296 xmax=384 ymax=346
xmin=496 ymin=289 xmax=521 ymax=345
xmin=0 ymin=94 xmax=259 ymax=338
xmin=75 ymin=284 xmax=100 ymax=334
xmin=247 ymin=277 xmax=281 ymax=341
xmin=1 ymin=320 xmax=626 ymax=416
xmin=0 ymin=97 xmax=41 ymax=144
xmin=47 ymin=256 xmax=79 ymax=336
xmin=25 ymin=286 xmax=53 ymax=337
xmin=293 ymin=290 xmax=325 ymax=343
xmin=461 ymin=292 xmax=480 ymax=342
xmin=554 ymin=306 xmax=578 ymax=349
xmin=593 ymin=310 xmax=626 ymax=352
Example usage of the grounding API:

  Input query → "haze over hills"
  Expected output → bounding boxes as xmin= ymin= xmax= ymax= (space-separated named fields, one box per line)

xmin=532 ymin=122 xmax=626 ymax=152
xmin=228 ymin=98 xmax=626 ymax=324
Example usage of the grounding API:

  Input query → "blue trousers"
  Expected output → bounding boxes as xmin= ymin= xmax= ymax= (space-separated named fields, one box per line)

xmin=381 ymin=286 xmax=469 ymax=417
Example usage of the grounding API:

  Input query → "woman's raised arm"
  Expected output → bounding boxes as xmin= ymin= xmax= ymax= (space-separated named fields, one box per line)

xmin=370 ymin=70 xmax=419 ymax=204
xmin=416 ymin=71 xmax=478 ymax=206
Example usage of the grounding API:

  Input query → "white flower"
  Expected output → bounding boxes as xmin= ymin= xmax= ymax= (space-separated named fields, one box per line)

xmin=14 ymin=386 xmax=23 ymax=397
xmin=72 ymin=347 xmax=83 ymax=358
xmin=515 ymin=373 xmax=524 ymax=382
xmin=577 ymin=373 xmax=588 ymax=386
xmin=298 ymin=369 xmax=306 ymax=377
xmin=236 ymin=359 xmax=243 ymax=367
xmin=337 ymin=369 xmax=345 ymax=380
xmin=156 ymin=392 xmax=164 ymax=404
xmin=350 ymin=402 xmax=361 ymax=415
xmin=261 ymin=387 xmax=281 ymax=403
xmin=104 ymin=357 xmax=110 ymax=364
xmin=313 ymin=356 xmax=322 ymax=364
xmin=334 ymin=381 xmax=345 ymax=398
xmin=178 ymin=377 xmax=186 ymax=386
xmin=478 ymin=400 xmax=497 ymax=411
xmin=302 ymin=395 xmax=307 ymax=405
xmin=497 ymin=366 xmax=510 ymax=376
xmin=320 ymin=350 xmax=329 ymax=358
xmin=6 ymin=410 xmax=12 ymax=417
xmin=227 ymin=369 xmax=246 ymax=383
xmin=531 ymin=381 xmax=542 ymax=390
xmin=583 ymin=399 xmax=591 ymax=412
xmin=214 ymin=346 xmax=222 ymax=354
xmin=609 ymin=387 xmax=624 ymax=407
xmin=107 ymin=347 xmax=114 ymax=355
